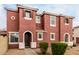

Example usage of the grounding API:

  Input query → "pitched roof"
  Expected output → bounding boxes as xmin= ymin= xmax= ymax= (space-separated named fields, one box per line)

xmin=17 ymin=4 xmax=38 ymax=11
xmin=43 ymin=11 xmax=74 ymax=19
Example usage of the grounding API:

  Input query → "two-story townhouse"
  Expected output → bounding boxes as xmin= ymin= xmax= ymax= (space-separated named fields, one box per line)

xmin=6 ymin=5 xmax=74 ymax=49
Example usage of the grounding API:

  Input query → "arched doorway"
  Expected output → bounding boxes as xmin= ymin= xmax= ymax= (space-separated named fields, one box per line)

xmin=25 ymin=32 xmax=31 ymax=48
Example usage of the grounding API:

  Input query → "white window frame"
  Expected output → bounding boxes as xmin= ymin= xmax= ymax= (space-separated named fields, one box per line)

xmin=36 ymin=15 xmax=41 ymax=23
xmin=37 ymin=32 xmax=43 ymax=40
xmin=50 ymin=16 xmax=56 ymax=27
xmin=50 ymin=33 xmax=55 ymax=40
xmin=24 ymin=11 xmax=32 ymax=20
xmin=9 ymin=32 xmax=19 ymax=44
xmin=64 ymin=33 xmax=70 ymax=42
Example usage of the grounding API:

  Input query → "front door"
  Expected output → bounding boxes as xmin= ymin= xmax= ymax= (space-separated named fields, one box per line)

xmin=25 ymin=32 xmax=31 ymax=48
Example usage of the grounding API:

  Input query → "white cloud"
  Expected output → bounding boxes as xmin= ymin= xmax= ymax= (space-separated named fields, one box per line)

xmin=48 ymin=5 xmax=71 ymax=15
xmin=0 ymin=5 xmax=6 ymax=30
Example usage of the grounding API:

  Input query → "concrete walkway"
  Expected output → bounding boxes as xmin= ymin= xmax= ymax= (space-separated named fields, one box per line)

xmin=65 ymin=46 xmax=79 ymax=55
xmin=4 ymin=48 xmax=37 ymax=55
xmin=4 ymin=46 xmax=79 ymax=55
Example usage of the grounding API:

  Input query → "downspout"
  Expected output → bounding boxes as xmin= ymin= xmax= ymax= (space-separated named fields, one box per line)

xmin=59 ymin=16 xmax=61 ymax=41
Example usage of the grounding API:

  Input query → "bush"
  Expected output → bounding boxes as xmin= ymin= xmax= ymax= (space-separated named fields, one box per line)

xmin=39 ymin=42 xmax=48 ymax=54
xmin=51 ymin=43 xmax=68 ymax=55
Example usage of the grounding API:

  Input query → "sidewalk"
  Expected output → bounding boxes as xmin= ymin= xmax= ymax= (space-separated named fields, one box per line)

xmin=4 ymin=48 xmax=37 ymax=55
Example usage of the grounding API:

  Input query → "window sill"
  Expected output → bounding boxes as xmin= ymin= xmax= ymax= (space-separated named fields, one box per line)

xmin=36 ymin=22 xmax=41 ymax=23
xmin=38 ymin=39 xmax=43 ymax=41
xmin=65 ymin=23 xmax=69 ymax=25
xmin=50 ymin=25 xmax=56 ymax=27
xmin=24 ymin=17 xmax=32 ymax=20
xmin=9 ymin=42 xmax=18 ymax=44
xmin=50 ymin=39 xmax=55 ymax=40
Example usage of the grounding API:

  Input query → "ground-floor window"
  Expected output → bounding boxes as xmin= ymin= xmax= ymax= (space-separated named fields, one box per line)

xmin=37 ymin=32 xmax=43 ymax=40
xmin=50 ymin=33 xmax=55 ymax=40
xmin=64 ymin=33 xmax=70 ymax=42
xmin=9 ymin=32 xmax=19 ymax=44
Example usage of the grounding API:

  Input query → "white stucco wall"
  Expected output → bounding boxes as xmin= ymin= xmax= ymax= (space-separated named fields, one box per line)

xmin=73 ymin=27 xmax=79 ymax=44
xmin=0 ymin=36 xmax=8 ymax=55
xmin=73 ymin=28 xmax=79 ymax=37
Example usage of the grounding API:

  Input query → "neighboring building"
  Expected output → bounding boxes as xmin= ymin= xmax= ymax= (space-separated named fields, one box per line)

xmin=6 ymin=5 xmax=74 ymax=49
xmin=73 ymin=26 xmax=79 ymax=45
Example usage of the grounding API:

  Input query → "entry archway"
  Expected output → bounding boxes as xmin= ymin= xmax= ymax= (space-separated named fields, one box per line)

xmin=23 ymin=31 xmax=33 ymax=48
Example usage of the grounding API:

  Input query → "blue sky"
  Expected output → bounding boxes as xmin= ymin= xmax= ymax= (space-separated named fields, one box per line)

xmin=0 ymin=4 xmax=79 ymax=30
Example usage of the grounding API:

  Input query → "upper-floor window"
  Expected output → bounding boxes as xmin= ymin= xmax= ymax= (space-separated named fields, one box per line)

xmin=25 ymin=11 xmax=31 ymax=18
xmin=36 ymin=15 xmax=41 ymax=23
xmin=24 ymin=11 xmax=32 ymax=20
xmin=65 ymin=18 xmax=69 ymax=25
xmin=50 ymin=16 xmax=56 ymax=27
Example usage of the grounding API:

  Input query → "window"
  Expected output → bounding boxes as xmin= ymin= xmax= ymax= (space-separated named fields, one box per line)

xmin=50 ymin=16 xmax=56 ymax=26
xmin=50 ymin=33 xmax=55 ymax=40
xmin=9 ymin=32 xmax=19 ymax=44
xmin=25 ymin=11 xmax=31 ymax=18
xmin=11 ymin=16 xmax=15 ymax=20
xmin=37 ymin=32 xmax=43 ymax=40
xmin=65 ymin=18 xmax=69 ymax=25
xmin=36 ymin=16 xmax=41 ymax=23
xmin=64 ymin=33 xmax=70 ymax=42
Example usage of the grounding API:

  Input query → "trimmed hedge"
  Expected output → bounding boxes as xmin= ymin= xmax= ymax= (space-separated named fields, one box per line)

xmin=51 ymin=43 xmax=68 ymax=55
xmin=39 ymin=42 xmax=48 ymax=54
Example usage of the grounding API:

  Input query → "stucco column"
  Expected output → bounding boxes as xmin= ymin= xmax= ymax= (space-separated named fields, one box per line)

xmin=31 ymin=42 xmax=36 ymax=48
xmin=19 ymin=42 xmax=25 ymax=49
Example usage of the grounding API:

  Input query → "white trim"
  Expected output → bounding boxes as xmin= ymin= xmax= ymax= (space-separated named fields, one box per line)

xmin=9 ymin=42 xmax=18 ymax=44
xmin=9 ymin=32 xmax=19 ymax=44
xmin=11 ymin=16 xmax=15 ymax=20
xmin=65 ymin=23 xmax=69 ymax=25
xmin=50 ymin=16 xmax=56 ymax=27
xmin=50 ymin=33 xmax=55 ymax=40
xmin=37 ymin=32 xmax=43 ymax=40
xmin=24 ymin=17 xmax=32 ymax=20
xmin=64 ymin=33 xmax=70 ymax=42
xmin=22 ymin=30 xmax=34 ymax=48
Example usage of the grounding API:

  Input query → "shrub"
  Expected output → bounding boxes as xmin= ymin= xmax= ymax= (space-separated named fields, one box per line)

xmin=39 ymin=42 xmax=48 ymax=54
xmin=51 ymin=43 xmax=68 ymax=55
